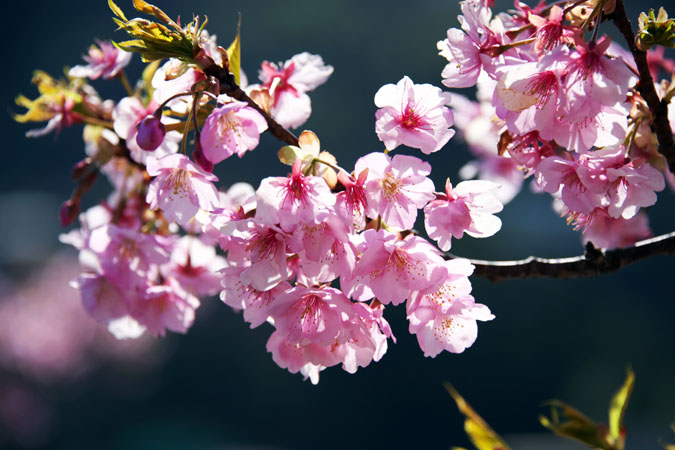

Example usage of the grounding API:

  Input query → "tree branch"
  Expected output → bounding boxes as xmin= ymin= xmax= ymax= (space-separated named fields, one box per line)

xmin=611 ymin=0 xmax=675 ymax=174
xmin=448 ymin=230 xmax=675 ymax=282
xmin=199 ymin=62 xmax=300 ymax=146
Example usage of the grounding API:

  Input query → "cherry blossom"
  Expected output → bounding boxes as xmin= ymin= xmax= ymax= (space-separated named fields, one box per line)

xmin=131 ymin=279 xmax=200 ymax=337
xmin=68 ymin=40 xmax=132 ymax=80
xmin=374 ymin=76 xmax=455 ymax=154
xmin=424 ymin=179 xmax=503 ymax=251
xmin=407 ymin=259 xmax=494 ymax=357
xmin=145 ymin=154 xmax=220 ymax=226
xmin=255 ymin=159 xmax=336 ymax=232
xmin=355 ymin=152 xmax=435 ymax=230
xmin=228 ymin=219 xmax=292 ymax=292
xmin=199 ymin=97 xmax=268 ymax=164
xmin=582 ymin=209 xmax=653 ymax=249
xmin=437 ymin=0 xmax=500 ymax=88
xmin=343 ymin=229 xmax=446 ymax=306
xmin=606 ymin=159 xmax=665 ymax=219
xmin=163 ymin=235 xmax=227 ymax=296
xmin=256 ymin=52 xmax=333 ymax=128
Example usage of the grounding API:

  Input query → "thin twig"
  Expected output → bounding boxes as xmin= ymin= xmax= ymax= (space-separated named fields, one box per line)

xmin=447 ymin=230 xmax=675 ymax=282
xmin=610 ymin=0 xmax=675 ymax=174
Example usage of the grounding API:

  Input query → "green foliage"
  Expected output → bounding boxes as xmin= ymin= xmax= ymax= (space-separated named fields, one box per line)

xmin=448 ymin=369 xmax=657 ymax=450
xmin=108 ymin=0 xmax=196 ymax=62
xmin=636 ymin=7 xmax=675 ymax=51
xmin=445 ymin=382 xmax=511 ymax=450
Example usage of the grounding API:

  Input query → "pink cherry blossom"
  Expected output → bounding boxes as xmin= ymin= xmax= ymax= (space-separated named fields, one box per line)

xmin=355 ymin=152 xmax=435 ymax=230
xmin=152 ymin=60 xmax=206 ymax=113
xmin=265 ymin=285 xmax=389 ymax=378
xmin=257 ymin=52 xmax=333 ymax=128
xmin=145 ymin=154 xmax=220 ymax=226
xmin=494 ymin=49 xmax=568 ymax=136
xmin=546 ymin=98 xmax=630 ymax=153
xmin=71 ymin=273 xmax=128 ymax=323
xmin=374 ymin=76 xmax=455 ymax=154
xmin=581 ymin=209 xmax=652 ymax=249
xmin=536 ymin=149 xmax=621 ymax=215
xmin=131 ymin=278 xmax=200 ymax=337
xmin=88 ymin=224 xmax=173 ymax=290
xmin=336 ymin=169 xmax=369 ymax=230
xmin=69 ymin=40 xmax=132 ymax=80
xmin=163 ymin=235 xmax=227 ymax=296
xmin=343 ymin=229 xmax=446 ymax=306
xmin=606 ymin=159 xmax=665 ymax=219
xmin=407 ymin=259 xmax=494 ymax=357
xmin=228 ymin=219 xmax=292 ymax=292
xmin=199 ymin=97 xmax=268 ymax=164
xmin=331 ymin=309 xmax=390 ymax=374
xmin=268 ymin=285 xmax=354 ymax=345
xmin=528 ymin=5 xmax=576 ymax=53
xmin=220 ymin=264 xmax=292 ymax=328
xmin=565 ymin=36 xmax=637 ymax=109
xmin=255 ymin=159 xmax=336 ymax=232
xmin=287 ymin=212 xmax=358 ymax=283
xmin=424 ymin=178 xmax=503 ymax=251
xmin=437 ymin=0 xmax=500 ymax=88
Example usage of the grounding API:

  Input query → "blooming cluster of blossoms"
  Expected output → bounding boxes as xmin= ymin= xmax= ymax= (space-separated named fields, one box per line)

xmin=14 ymin=0 xmax=502 ymax=382
xmin=21 ymin=0 xmax=675 ymax=382
xmin=439 ymin=0 xmax=674 ymax=248
xmin=13 ymin=1 xmax=501 ymax=381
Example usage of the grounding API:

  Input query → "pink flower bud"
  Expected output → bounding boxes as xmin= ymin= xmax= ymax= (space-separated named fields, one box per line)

xmin=136 ymin=115 xmax=166 ymax=151
xmin=59 ymin=199 xmax=80 ymax=227
xmin=192 ymin=141 xmax=214 ymax=173
xmin=71 ymin=158 xmax=92 ymax=180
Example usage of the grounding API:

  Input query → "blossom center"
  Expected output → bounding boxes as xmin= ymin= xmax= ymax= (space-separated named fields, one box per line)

xmin=218 ymin=111 xmax=241 ymax=133
xmin=163 ymin=169 xmax=190 ymax=196
xmin=526 ymin=71 xmax=558 ymax=107
xmin=398 ymin=106 xmax=423 ymax=129
xmin=381 ymin=172 xmax=402 ymax=199
xmin=284 ymin=173 xmax=310 ymax=205
xmin=247 ymin=229 xmax=281 ymax=260
xmin=389 ymin=249 xmax=415 ymax=273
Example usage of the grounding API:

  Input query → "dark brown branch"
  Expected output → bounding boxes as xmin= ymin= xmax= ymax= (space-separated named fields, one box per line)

xmin=611 ymin=0 xmax=675 ymax=174
xmin=448 ymin=231 xmax=675 ymax=282
xmin=199 ymin=62 xmax=299 ymax=146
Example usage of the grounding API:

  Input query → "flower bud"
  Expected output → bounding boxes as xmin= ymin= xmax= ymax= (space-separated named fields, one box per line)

xmin=72 ymin=158 xmax=92 ymax=180
xmin=136 ymin=115 xmax=166 ymax=151
xmin=192 ymin=141 xmax=214 ymax=172
xmin=59 ymin=199 xmax=80 ymax=227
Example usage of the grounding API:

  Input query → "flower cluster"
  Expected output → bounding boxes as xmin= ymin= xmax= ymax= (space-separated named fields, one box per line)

xmin=20 ymin=0 xmax=675 ymax=383
xmin=12 ymin=7 xmax=499 ymax=381
xmin=439 ymin=0 xmax=673 ymax=248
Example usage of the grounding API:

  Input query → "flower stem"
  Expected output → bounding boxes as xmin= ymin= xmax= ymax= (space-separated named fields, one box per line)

xmin=117 ymin=71 xmax=134 ymax=97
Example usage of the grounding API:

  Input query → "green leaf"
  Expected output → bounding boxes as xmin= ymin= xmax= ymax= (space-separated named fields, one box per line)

xmin=110 ymin=1 xmax=194 ymax=63
xmin=539 ymin=400 xmax=611 ymax=449
xmin=608 ymin=368 xmax=634 ymax=447
xmin=132 ymin=0 xmax=182 ymax=32
xmin=636 ymin=7 xmax=675 ymax=50
xmin=142 ymin=59 xmax=162 ymax=97
xmin=227 ymin=15 xmax=241 ymax=85
xmin=108 ymin=0 xmax=128 ymax=22
xmin=445 ymin=383 xmax=511 ymax=450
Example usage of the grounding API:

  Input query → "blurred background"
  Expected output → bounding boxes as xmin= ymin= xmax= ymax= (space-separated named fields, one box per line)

xmin=2 ymin=0 xmax=674 ymax=449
